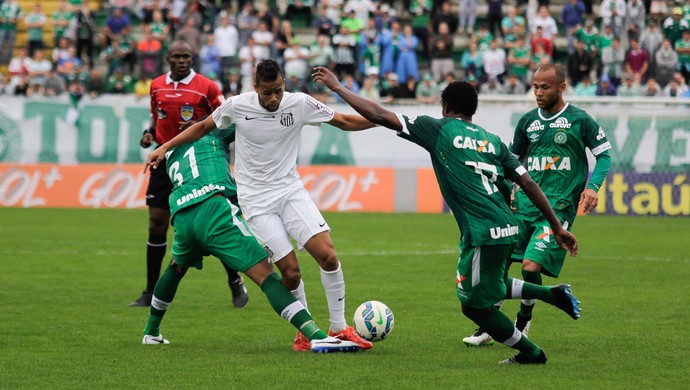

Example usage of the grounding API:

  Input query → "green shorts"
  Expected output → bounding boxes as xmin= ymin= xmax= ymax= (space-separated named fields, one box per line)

xmin=456 ymin=244 xmax=512 ymax=309
xmin=511 ymin=215 xmax=571 ymax=278
xmin=171 ymin=196 xmax=267 ymax=272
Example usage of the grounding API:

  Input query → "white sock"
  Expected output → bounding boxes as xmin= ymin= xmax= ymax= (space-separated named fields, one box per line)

xmin=321 ymin=262 xmax=347 ymax=332
xmin=290 ymin=279 xmax=309 ymax=314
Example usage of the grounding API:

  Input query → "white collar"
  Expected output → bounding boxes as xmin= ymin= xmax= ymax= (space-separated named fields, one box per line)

xmin=165 ymin=69 xmax=196 ymax=85
xmin=538 ymin=102 xmax=569 ymax=121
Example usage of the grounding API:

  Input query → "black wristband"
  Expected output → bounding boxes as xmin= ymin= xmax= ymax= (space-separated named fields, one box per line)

xmin=142 ymin=127 xmax=154 ymax=136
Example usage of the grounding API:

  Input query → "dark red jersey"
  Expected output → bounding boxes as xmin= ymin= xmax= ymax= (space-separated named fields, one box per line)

xmin=149 ymin=70 xmax=224 ymax=144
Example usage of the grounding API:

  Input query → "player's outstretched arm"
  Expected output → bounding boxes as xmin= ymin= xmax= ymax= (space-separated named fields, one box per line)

xmin=312 ymin=67 xmax=402 ymax=132
xmin=515 ymin=173 xmax=579 ymax=256
xmin=144 ymin=116 xmax=217 ymax=172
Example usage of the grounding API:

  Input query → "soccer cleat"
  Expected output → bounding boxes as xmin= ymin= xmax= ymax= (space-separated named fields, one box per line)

xmin=310 ymin=336 xmax=360 ymax=353
xmin=142 ymin=334 xmax=170 ymax=345
xmin=515 ymin=313 xmax=532 ymax=336
xmin=229 ymin=277 xmax=249 ymax=308
xmin=329 ymin=326 xmax=373 ymax=350
xmin=128 ymin=291 xmax=152 ymax=307
xmin=463 ymin=329 xmax=495 ymax=347
xmin=499 ymin=349 xmax=547 ymax=364
xmin=292 ymin=331 xmax=312 ymax=352
xmin=551 ymin=284 xmax=582 ymax=320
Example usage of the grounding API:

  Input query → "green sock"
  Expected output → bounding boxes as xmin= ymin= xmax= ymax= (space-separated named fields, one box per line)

xmin=478 ymin=307 xmax=541 ymax=357
xmin=506 ymin=277 xmax=555 ymax=305
xmin=144 ymin=263 xmax=185 ymax=336
xmin=519 ymin=269 xmax=542 ymax=317
xmin=260 ymin=273 xmax=327 ymax=341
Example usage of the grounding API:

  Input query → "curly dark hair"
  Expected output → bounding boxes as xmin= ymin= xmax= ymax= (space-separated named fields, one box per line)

xmin=255 ymin=59 xmax=284 ymax=85
xmin=441 ymin=81 xmax=478 ymax=118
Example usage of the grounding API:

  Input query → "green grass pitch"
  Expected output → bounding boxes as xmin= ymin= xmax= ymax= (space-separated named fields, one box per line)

xmin=1 ymin=209 xmax=688 ymax=388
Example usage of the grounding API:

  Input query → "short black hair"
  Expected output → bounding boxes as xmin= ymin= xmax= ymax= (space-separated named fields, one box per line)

xmin=535 ymin=63 xmax=566 ymax=84
xmin=255 ymin=59 xmax=283 ymax=85
xmin=441 ymin=81 xmax=478 ymax=117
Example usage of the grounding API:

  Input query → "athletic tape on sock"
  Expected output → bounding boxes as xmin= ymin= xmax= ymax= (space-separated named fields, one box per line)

xmin=151 ymin=296 xmax=171 ymax=311
xmin=521 ymin=299 xmax=536 ymax=306
xmin=280 ymin=301 xmax=305 ymax=322
xmin=511 ymin=279 xmax=525 ymax=298
xmin=503 ymin=327 xmax=522 ymax=347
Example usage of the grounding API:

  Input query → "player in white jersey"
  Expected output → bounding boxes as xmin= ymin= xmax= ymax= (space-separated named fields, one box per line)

xmin=145 ymin=59 xmax=375 ymax=352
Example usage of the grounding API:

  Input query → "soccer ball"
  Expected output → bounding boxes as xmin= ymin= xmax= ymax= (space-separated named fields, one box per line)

xmin=353 ymin=301 xmax=394 ymax=342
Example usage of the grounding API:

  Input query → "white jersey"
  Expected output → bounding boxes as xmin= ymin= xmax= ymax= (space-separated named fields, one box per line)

xmin=212 ymin=91 xmax=335 ymax=216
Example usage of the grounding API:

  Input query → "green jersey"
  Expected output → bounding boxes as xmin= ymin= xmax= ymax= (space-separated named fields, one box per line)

xmin=397 ymin=114 xmax=526 ymax=249
xmin=510 ymin=104 xmax=611 ymax=222
xmin=165 ymin=127 xmax=238 ymax=222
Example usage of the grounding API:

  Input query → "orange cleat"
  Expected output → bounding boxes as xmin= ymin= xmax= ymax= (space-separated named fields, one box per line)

xmin=292 ymin=331 xmax=311 ymax=352
xmin=329 ymin=326 xmax=373 ymax=350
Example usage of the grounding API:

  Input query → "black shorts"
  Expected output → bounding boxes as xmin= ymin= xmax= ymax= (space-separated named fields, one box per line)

xmin=146 ymin=159 xmax=173 ymax=209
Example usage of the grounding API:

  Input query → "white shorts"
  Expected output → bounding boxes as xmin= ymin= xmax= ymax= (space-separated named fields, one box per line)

xmin=244 ymin=187 xmax=330 ymax=263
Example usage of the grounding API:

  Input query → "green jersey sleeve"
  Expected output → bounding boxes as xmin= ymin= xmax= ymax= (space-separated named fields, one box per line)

xmin=395 ymin=114 xmax=441 ymax=152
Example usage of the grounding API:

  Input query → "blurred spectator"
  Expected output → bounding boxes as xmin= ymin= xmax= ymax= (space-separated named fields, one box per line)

xmin=575 ymin=18 xmax=600 ymax=55
xmin=14 ymin=76 xmax=31 ymax=96
xmin=8 ymin=47 xmax=30 ymax=89
xmin=275 ymin=20 xmax=295 ymax=64
xmin=222 ymin=68 xmax=242 ymax=97
xmin=283 ymin=38 xmax=309 ymax=81
xmin=85 ymin=68 xmax=106 ymax=97
xmin=475 ymin=24 xmax=493 ymax=51
xmin=663 ymin=8 xmax=689 ymax=45
xmin=458 ymin=0 xmax=478 ymax=34
xmin=28 ymin=49 xmax=52 ymax=88
xmin=325 ymin=0 xmax=344 ymax=31
xmin=415 ymin=72 xmax=440 ymax=103
xmin=359 ymin=24 xmax=381 ymax=75
xmin=530 ymin=5 xmax=558 ymax=41
xmin=359 ymin=73 xmax=381 ymax=101
xmin=238 ymin=36 xmax=263 ymax=91
xmin=479 ymin=75 xmax=505 ymax=94
xmin=379 ymin=21 xmax=401 ymax=77
xmin=101 ymin=37 xmax=131 ymax=76
xmin=502 ymin=6 xmax=526 ymax=45
xmin=214 ymin=15 xmax=239 ymax=74
xmin=0 ymin=0 xmax=23 ymax=64
xmin=655 ymin=39 xmax=678 ymax=87
xmin=568 ymin=39 xmax=594 ymax=86
xmin=433 ymin=1 xmax=458 ymax=34
xmin=598 ymin=24 xmax=617 ymax=74
xmin=175 ymin=18 xmax=202 ymax=67
xmin=662 ymin=78 xmax=688 ymax=97
xmin=398 ymin=75 xmax=418 ymax=99
xmin=410 ymin=0 xmax=432 ymax=57
xmin=178 ymin=1 xmax=205 ymax=33
xmin=438 ymin=71 xmax=455 ymax=91
xmin=199 ymin=34 xmax=220 ymax=77
xmin=286 ymin=0 xmax=315 ymax=27
xmin=343 ymin=0 xmax=376 ymax=25
xmin=309 ymin=34 xmax=335 ymax=69
xmin=573 ymin=76 xmax=597 ymax=96
xmin=25 ymin=3 xmax=47 ymax=58
xmin=503 ymin=73 xmax=527 ymax=94
xmin=285 ymin=71 xmax=310 ymax=93
xmin=531 ymin=42 xmax=551 ymax=72
xmin=531 ymin=26 xmax=554 ymax=57
xmin=334 ymin=73 xmax=360 ymax=103
xmin=600 ymin=0 xmax=626 ymax=38
xmin=396 ymin=24 xmax=420 ymax=82
xmin=251 ymin=21 xmax=273 ymax=61
xmin=72 ymin=2 xmax=96 ymax=70
xmin=102 ymin=7 xmax=131 ymax=48
xmin=487 ymin=0 xmax=504 ymax=39
xmin=675 ymin=30 xmax=690 ymax=82
xmin=313 ymin=5 xmax=335 ymax=36
xmin=460 ymin=40 xmax=484 ymax=80
xmin=430 ymin=22 xmax=454 ymax=82
xmin=51 ymin=0 xmax=73 ymax=48
xmin=616 ymin=73 xmax=642 ymax=96
xmin=44 ymin=68 xmax=66 ymax=96
xmin=52 ymin=37 xmax=72 ymax=64
xmin=373 ymin=3 xmax=396 ymax=32
xmin=149 ymin=10 xmax=170 ymax=49
xmin=508 ymin=35 xmax=531 ymax=84
xmin=57 ymin=46 xmax=84 ymax=81
xmin=380 ymin=71 xmax=401 ymax=102
xmin=237 ymin=2 xmax=258 ymax=46
xmin=106 ymin=67 xmax=134 ymax=93
xmin=596 ymin=74 xmax=617 ymax=95
xmin=602 ymin=37 xmax=626 ymax=86
xmin=625 ymin=0 xmax=646 ymax=43
xmin=641 ymin=77 xmax=662 ymax=96
xmin=333 ymin=25 xmax=357 ymax=78
xmin=341 ymin=9 xmax=364 ymax=37
xmin=625 ymin=38 xmax=648 ymax=82
xmin=482 ymin=39 xmax=506 ymax=82
xmin=640 ymin=21 xmax=664 ymax=76
xmin=137 ymin=25 xmax=163 ymax=79
xmin=561 ymin=0 xmax=586 ymax=55
xmin=649 ymin=0 xmax=669 ymax=26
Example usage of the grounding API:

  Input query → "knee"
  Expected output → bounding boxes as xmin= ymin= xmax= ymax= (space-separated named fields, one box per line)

xmin=522 ymin=260 xmax=542 ymax=273
xmin=148 ymin=215 xmax=169 ymax=236
xmin=461 ymin=304 xmax=490 ymax=324
xmin=316 ymin=249 xmax=339 ymax=271
xmin=280 ymin=266 xmax=302 ymax=291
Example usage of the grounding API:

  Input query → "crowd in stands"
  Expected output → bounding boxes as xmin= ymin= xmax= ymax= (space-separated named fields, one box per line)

xmin=1 ymin=0 xmax=690 ymax=101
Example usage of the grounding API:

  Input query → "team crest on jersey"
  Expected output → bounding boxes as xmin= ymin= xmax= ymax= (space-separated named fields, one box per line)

xmin=554 ymin=131 xmax=567 ymax=144
xmin=180 ymin=105 xmax=194 ymax=121
xmin=280 ymin=112 xmax=294 ymax=127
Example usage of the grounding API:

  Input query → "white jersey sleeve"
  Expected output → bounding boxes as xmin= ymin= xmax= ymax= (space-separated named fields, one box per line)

xmin=300 ymin=93 xmax=335 ymax=125
xmin=212 ymin=97 xmax=235 ymax=129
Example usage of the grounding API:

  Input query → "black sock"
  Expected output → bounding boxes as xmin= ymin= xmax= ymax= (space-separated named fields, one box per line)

xmin=222 ymin=262 xmax=241 ymax=284
xmin=146 ymin=234 xmax=167 ymax=292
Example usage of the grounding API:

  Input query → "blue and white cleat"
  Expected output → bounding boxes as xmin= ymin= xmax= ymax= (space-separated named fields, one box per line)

xmin=310 ymin=336 xmax=360 ymax=353
xmin=552 ymin=284 xmax=582 ymax=320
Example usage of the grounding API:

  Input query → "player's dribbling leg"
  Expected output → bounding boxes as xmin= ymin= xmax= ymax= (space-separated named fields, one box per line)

xmin=142 ymin=261 xmax=186 ymax=344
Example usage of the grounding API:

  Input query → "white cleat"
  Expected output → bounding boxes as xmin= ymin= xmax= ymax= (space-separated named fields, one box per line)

xmin=310 ymin=336 xmax=360 ymax=353
xmin=142 ymin=334 xmax=170 ymax=345
xmin=462 ymin=330 xmax=495 ymax=347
